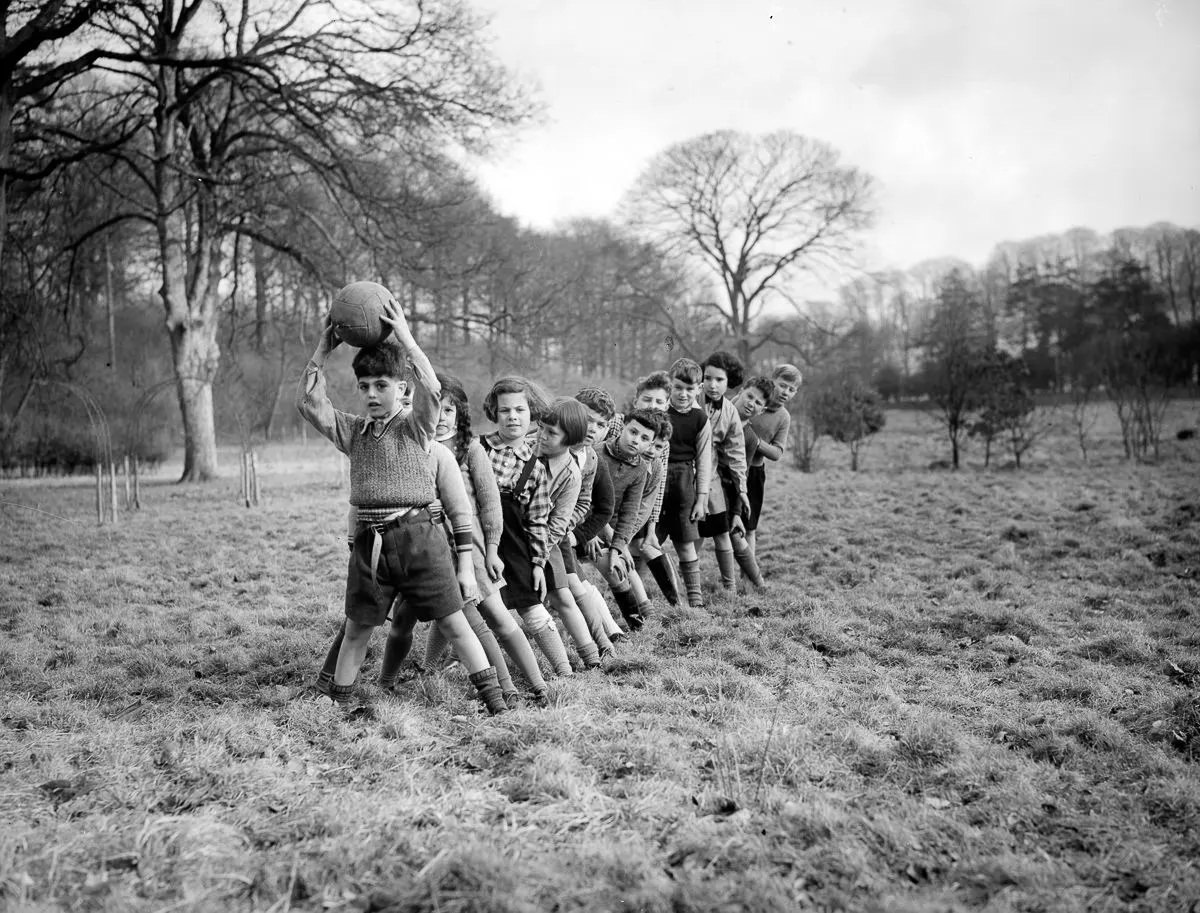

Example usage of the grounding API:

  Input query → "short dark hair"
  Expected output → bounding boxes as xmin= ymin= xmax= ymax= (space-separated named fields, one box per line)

xmin=741 ymin=375 xmax=774 ymax=402
xmin=669 ymin=357 xmax=702 ymax=385
xmin=483 ymin=376 xmax=549 ymax=423
xmin=352 ymin=341 xmax=406 ymax=380
xmin=701 ymin=351 xmax=745 ymax=389
xmin=652 ymin=411 xmax=673 ymax=440
xmin=542 ymin=397 xmax=590 ymax=447
xmin=574 ymin=387 xmax=616 ymax=420
xmin=625 ymin=408 xmax=660 ymax=437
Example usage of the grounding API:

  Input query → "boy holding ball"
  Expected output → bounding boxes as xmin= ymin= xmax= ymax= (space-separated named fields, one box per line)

xmin=297 ymin=287 xmax=508 ymax=715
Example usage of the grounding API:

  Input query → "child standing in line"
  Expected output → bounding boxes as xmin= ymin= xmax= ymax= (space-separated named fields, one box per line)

xmin=536 ymin=398 xmax=604 ymax=670
xmin=608 ymin=371 xmax=678 ymax=607
xmin=696 ymin=351 xmax=762 ymax=591
xmin=594 ymin=409 xmax=659 ymax=629
xmin=564 ymin=388 xmax=620 ymax=651
xmin=481 ymin=376 xmax=575 ymax=677
xmin=390 ymin=375 xmax=550 ymax=708
xmin=656 ymin=357 xmax=713 ymax=609
xmin=296 ymin=294 xmax=507 ymax=715
xmin=746 ymin=364 xmax=801 ymax=555
xmin=729 ymin=375 xmax=774 ymax=566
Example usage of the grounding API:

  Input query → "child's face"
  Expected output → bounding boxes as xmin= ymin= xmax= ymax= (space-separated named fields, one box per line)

xmin=771 ymin=377 xmax=799 ymax=407
xmin=633 ymin=387 xmax=669 ymax=412
xmin=650 ymin=437 xmax=670 ymax=460
xmin=735 ymin=386 xmax=768 ymax=420
xmin=582 ymin=406 xmax=609 ymax=446
xmin=495 ymin=392 xmax=532 ymax=442
xmin=617 ymin=419 xmax=656 ymax=460
xmin=669 ymin=377 xmax=698 ymax=411
xmin=435 ymin=399 xmax=457 ymax=442
xmin=537 ymin=420 xmax=570 ymax=457
xmin=357 ymin=375 xmax=405 ymax=421
xmin=702 ymin=366 xmax=729 ymax=402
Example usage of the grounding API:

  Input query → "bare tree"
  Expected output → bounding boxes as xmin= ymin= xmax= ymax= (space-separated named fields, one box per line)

xmin=621 ymin=129 xmax=875 ymax=366
xmin=61 ymin=0 xmax=532 ymax=481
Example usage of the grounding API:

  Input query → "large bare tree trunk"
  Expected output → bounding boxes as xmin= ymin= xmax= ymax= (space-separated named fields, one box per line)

xmin=167 ymin=318 xmax=220 ymax=481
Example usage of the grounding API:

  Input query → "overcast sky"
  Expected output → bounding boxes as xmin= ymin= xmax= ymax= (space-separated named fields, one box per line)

xmin=471 ymin=0 xmax=1200 ymax=296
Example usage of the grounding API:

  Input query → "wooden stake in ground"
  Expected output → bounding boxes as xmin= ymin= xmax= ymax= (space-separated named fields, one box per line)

xmin=123 ymin=456 xmax=131 ymax=510
xmin=95 ymin=462 xmax=103 ymax=525
xmin=241 ymin=451 xmax=250 ymax=508
xmin=250 ymin=452 xmax=261 ymax=506
xmin=108 ymin=460 xmax=119 ymax=524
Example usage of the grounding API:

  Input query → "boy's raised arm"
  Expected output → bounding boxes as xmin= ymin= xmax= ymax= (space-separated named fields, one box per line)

xmin=381 ymin=296 xmax=440 ymax=443
xmin=297 ymin=317 xmax=347 ymax=450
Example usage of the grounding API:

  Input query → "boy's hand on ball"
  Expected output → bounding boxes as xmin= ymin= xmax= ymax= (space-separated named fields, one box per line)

xmin=379 ymin=295 xmax=410 ymax=341
xmin=318 ymin=314 xmax=342 ymax=354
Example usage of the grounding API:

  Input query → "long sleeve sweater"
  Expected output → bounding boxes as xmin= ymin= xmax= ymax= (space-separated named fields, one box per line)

xmin=573 ymin=451 xmax=614 ymax=545
xmin=429 ymin=440 xmax=474 ymax=553
xmin=596 ymin=440 xmax=651 ymax=551
xmin=460 ymin=438 xmax=503 ymax=551
xmin=543 ymin=453 xmax=582 ymax=550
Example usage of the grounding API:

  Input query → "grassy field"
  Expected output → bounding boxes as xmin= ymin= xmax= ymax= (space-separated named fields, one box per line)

xmin=2 ymin=406 xmax=1198 ymax=912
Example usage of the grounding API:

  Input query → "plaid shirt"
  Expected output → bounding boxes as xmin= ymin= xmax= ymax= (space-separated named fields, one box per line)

xmin=481 ymin=431 xmax=553 ymax=567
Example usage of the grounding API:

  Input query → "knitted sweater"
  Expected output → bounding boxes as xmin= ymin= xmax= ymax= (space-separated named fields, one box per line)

xmin=748 ymin=405 xmax=790 ymax=467
xmin=429 ymin=440 xmax=474 ymax=553
xmin=458 ymin=438 xmax=503 ymax=550
xmin=596 ymin=439 xmax=652 ymax=551
xmin=297 ymin=358 xmax=437 ymax=508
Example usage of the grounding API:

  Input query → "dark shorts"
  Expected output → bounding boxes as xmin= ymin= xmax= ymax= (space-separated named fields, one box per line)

xmin=698 ymin=464 xmax=739 ymax=538
xmin=655 ymin=462 xmax=699 ymax=544
xmin=345 ymin=510 xmax=462 ymax=626
xmin=747 ymin=464 xmax=766 ymax=532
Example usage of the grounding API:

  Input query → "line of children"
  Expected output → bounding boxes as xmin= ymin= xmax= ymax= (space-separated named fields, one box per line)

xmin=297 ymin=299 xmax=508 ymax=715
xmin=298 ymin=290 xmax=798 ymax=715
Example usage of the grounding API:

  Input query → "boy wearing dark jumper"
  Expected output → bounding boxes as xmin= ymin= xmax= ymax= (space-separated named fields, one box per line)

xmin=297 ymin=293 xmax=507 ymax=715
xmin=656 ymin=357 xmax=713 ymax=609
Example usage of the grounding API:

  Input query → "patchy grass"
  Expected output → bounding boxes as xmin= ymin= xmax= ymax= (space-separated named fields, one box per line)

xmin=2 ymin=411 xmax=1199 ymax=911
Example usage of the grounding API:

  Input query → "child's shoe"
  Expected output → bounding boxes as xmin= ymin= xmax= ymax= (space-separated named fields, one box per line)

xmin=503 ymin=689 xmax=521 ymax=711
xmin=528 ymin=687 xmax=550 ymax=708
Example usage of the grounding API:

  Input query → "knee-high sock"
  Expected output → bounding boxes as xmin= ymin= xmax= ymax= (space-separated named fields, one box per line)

xmin=317 ymin=621 xmax=345 ymax=691
xmin=476 ymin=596 xmax=545 ymax=691
xmin=377 ymin=619 xmax=416 ymax=688
xmin=454 ymin=600 xmax=514 ymax=695
xmin=550 ymin=593 xmax=600 ymax=666
xmin=732 ymin=536 xmax=764 ymax=587
xmin=646 ymin=554 xmax=680 ymax=606
xmin=521 ymin=603 xmax=573 ymax=675
xmin=422 ymin=622 xmax=450 ymax=670
xmin=679 ymin=558 xmax=704 ymax=608
xmin=714 ymin=543 xmax=738 ymax=591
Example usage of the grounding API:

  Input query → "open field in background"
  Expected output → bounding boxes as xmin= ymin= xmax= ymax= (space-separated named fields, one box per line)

xmin=2 ymin=404 xmax=1198 ymax=912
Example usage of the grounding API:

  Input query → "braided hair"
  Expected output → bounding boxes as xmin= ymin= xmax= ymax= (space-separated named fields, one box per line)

xmin=436 ymin=372 xmax=473 ymax=465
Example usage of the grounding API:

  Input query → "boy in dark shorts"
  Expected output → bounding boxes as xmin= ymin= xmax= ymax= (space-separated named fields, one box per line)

xmin=656 ymin=357 xmax=713 ymax=608
xmin=297 ymin=290 xmax=507 ymax=715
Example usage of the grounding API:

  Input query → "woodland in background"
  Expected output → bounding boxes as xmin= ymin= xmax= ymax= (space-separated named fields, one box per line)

xmin=2 ymin=4 xmax=1197 ymax=478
